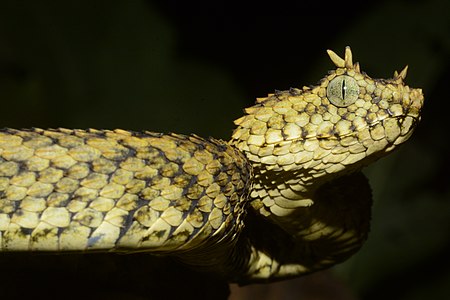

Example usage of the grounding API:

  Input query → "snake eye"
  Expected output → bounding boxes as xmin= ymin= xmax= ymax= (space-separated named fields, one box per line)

xmin=326 ymin=75 xmax=360 ymax=107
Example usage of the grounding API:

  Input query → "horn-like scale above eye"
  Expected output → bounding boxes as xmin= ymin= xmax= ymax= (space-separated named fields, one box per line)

xmin=326 ymin=75 xmax=360 ymax=107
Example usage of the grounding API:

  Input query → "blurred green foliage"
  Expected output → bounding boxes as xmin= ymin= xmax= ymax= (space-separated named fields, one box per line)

xmin=0 ymin=0 xmax=244 ymax=138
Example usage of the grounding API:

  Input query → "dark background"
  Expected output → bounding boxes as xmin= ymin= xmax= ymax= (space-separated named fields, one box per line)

xmin=0 ymin=0 xmax=449 ymax=299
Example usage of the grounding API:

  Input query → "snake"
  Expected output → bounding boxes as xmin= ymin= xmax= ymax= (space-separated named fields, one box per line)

xmin=0 ymin=47 xmax=424 ymax=284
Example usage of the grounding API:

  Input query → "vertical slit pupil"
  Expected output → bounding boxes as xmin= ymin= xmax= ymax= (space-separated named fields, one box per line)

xmin=341 ymin=78 xmax=346 ymax=99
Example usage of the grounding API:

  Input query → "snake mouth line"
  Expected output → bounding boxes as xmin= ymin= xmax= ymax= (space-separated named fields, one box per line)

xmin=304 ymin=114 xmax=419 ymax=143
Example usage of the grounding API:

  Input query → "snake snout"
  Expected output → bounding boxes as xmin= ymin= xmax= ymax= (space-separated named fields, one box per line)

xmin=407 ymin=87 xmax=425 ymax=119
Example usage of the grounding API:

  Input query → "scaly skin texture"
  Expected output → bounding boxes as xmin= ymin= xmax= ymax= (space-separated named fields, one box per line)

xmin=0 ymin=47 xmax=424 ymax=284
xmin=0 ymin=129 xmax=251 ymax=274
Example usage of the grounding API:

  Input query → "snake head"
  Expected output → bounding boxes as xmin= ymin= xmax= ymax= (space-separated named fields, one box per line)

xmin=231 ymin=46 xmax=424 ymax=184
xmin=230 ymin=47 xmax=424 ymax=281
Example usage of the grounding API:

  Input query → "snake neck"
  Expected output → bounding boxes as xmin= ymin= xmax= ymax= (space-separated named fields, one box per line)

xmin=235 ymin=171 xmax=372 ymax=283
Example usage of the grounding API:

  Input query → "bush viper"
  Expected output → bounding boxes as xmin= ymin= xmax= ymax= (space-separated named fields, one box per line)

xmin=0 ymin=47 xmax=424 ymax=283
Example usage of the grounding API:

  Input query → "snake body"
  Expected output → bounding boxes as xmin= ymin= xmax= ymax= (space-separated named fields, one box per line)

xmin=0 ymin=48 xmax=424 ymax=283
